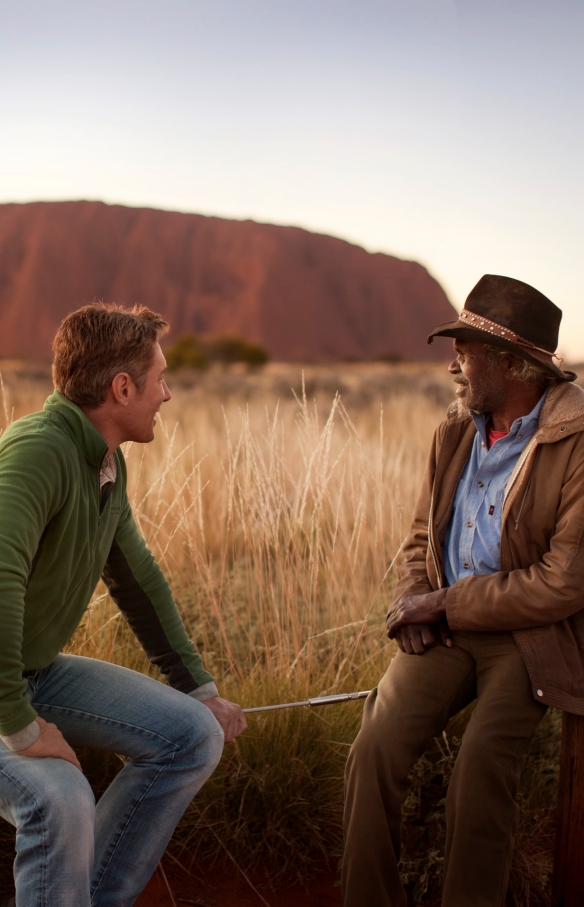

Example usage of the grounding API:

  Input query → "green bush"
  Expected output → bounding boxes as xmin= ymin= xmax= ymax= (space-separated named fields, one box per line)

xmin=375 ymin=351 xmax=403 ymax=364
xmin=164 ymin=334 xmax=210 ymax=371
xmin=165 ymin=332 xmax=269 ymax=371
xmin=209 ymin=335 xmax=269 ymax=366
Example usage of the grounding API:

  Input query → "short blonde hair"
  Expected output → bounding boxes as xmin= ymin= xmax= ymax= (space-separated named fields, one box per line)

xmin=53 ymin=303 xmax=169 ymax=407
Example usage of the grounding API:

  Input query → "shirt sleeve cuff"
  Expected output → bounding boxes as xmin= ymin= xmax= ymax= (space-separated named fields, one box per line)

xmin=189 ymin=682 xmax=219 ymax=702
xmin=1 ymin=720 xmax=40 ymax=752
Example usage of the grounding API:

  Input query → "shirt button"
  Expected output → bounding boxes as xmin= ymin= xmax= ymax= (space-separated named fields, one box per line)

xmin=536 ymin=689 xmax=543 ymax=697
xmin=464 ymin=562 xmax=470 ymax=569
xmin=518 ymin=434 xmax=523 ymax=440
xmin=477 ymin=481 xmax=484 ymax=488
xmin=481 ymin=442 xmax=485 ymax=448
xmin=467 ymin=521 xmax=473 ymax=527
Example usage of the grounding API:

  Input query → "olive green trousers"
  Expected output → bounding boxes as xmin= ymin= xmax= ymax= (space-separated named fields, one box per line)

xmin=342 ymin=631 xmax=547 ymax=907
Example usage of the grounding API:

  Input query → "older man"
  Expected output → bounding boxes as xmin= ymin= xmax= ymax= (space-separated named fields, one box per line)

xmin=343 ymin=275 xmax=584 ymax=907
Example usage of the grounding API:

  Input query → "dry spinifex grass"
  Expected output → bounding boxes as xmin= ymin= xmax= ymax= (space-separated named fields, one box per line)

xmin=0 ymin=370 xmax=561 ymax=903
xmin=71 ymin=382 xmax=434 ymax=881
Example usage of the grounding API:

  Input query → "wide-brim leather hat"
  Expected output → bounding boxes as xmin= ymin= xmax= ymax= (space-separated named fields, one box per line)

xmin=428 ymin=274 xmax=576 ymax=382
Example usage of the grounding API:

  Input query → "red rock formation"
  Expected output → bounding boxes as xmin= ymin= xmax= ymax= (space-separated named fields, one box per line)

xmin=0 ymin=201 xmax=456 ymax=361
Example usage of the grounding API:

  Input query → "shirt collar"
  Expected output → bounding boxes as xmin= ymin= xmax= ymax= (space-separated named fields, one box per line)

xmin=99 ymin=453 xmax=117 ymax=488
xmin=472 ymin=388 xmax=549 ymax=447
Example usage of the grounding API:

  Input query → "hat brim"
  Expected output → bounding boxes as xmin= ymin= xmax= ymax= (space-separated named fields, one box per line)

xmin=428 ymin=320 xmax=576 ymax=383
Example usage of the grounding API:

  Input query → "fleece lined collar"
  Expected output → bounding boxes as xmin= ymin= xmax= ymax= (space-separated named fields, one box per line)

xmin=536 ymin=381 xmax=584 ymax=441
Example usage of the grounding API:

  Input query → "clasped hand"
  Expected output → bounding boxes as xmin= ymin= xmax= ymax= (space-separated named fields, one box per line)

xmin=386 ymin=590 xmax=451 ymax=656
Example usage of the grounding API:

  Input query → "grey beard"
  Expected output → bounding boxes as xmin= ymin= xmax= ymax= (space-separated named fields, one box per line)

xmin=454 ymin=382 xmax=472 ymax=418
xmin=456 ymin=396 xmax=472 ymax=418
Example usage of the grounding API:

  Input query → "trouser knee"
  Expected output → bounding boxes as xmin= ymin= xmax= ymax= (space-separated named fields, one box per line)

xmin=348 ymin=709 xmax=416 ymax=782
xmin=15 ymin=761 xmax=95 ymax=861
xmin=165 ymin=697 xmax=224 ymax=778
xmin=450 ymin=727 xmax=523 ymax=791
xmin=445 ymin=727 xmax=527 ymax=840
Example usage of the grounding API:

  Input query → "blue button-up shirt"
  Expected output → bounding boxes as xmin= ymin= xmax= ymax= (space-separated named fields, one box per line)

xmin=442 ymin=392 xmax=547 ymax=586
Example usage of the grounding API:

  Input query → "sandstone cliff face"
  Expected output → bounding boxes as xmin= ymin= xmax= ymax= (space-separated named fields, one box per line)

xmin=0 ymin=201 xmax=456 ymax=361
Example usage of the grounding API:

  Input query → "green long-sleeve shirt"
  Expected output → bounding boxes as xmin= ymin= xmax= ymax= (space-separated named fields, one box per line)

xmin=0 ymin=391 xmax=214 ymax=737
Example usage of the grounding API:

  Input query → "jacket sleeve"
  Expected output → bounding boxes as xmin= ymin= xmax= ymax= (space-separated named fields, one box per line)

xmin=445 ymin=455 xmax=584 ymax=630
xmin=102 ymin=494 xmax=215 ymax=695
xmin=0 ymin=429 xmax=67 ymax=735
xmin=390 ymin=428 xmax=441 ymax=606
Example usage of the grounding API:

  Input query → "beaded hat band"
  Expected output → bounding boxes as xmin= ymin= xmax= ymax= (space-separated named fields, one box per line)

xmin=459 ymin=308 xmax=564 ymax=365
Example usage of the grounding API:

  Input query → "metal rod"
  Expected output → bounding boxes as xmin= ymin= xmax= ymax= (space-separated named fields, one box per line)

xmin=243 ymin=690 xmax=371 ymax=714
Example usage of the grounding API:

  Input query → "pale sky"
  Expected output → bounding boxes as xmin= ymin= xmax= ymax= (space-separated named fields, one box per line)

xmin=1 ymin=0 xmax=583 ymax=359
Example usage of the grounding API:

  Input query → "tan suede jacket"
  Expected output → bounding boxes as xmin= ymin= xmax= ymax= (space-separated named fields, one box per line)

xmin=392 ymin=381 xmax=584 ymax=714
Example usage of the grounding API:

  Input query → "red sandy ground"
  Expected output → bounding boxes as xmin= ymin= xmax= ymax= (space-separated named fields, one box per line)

xmin=136 ymin=862 xmax=342 ymax=907
xmin=2 ymin=859 xmax=440 ymax=905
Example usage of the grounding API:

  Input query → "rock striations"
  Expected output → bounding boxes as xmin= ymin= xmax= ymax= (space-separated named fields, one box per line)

xmin=0 ymin=201 xmax=456 ymax=361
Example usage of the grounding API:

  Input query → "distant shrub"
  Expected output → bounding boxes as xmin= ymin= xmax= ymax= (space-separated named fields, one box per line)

xmin=375 ymin=351 xmax=403 ymax=364
xmin=165 ymin=334 xmax=210 ymax=372
xmin=209 ymin=335 xmax=269 ymax=367
xmin=336 ymin=352 xmax=405 ymax=365
xmin=164 ymin=332 xmax=269 ymax=372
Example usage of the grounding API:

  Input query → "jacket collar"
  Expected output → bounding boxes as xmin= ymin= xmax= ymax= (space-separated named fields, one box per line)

xmin=536 ymin=381 xmax=584 ymax=441
xmin=43 ymin=391 xmax=109 ymax=469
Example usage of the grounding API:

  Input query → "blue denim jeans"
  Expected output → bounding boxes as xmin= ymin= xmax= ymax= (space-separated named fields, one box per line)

xmin=0 ymin=655 xmax=224 ymax=907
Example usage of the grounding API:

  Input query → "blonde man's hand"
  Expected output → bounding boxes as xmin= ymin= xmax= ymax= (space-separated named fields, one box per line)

xmin=19 ymin=717 xmax=82 ymax=771
xmin=203 ymin=697 xmax=247 ymax=743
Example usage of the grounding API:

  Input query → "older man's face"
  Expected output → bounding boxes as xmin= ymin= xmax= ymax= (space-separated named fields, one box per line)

xmin=449 ymin=340 xmax=508 ymax=417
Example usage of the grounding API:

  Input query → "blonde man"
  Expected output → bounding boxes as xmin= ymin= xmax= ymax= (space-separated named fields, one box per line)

xmin=0 ymin=304 xmax=246 ymax=907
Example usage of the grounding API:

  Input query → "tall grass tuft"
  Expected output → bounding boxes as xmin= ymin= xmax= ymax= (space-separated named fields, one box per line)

xmin=0 ymin=365 xmax=561 ymax=902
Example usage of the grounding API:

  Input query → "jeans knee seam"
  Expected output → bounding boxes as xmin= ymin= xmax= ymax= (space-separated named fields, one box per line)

xmin=34 ymin=705 xmax=183 ymax=750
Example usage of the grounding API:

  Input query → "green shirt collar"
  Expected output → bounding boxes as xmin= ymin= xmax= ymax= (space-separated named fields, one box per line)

xmin=43 ymin=391 xmax=109 ymax=468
